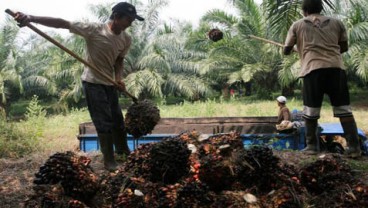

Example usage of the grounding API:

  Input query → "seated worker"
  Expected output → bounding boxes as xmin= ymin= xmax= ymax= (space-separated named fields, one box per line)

xmin=276 ymin=96 xmax=293 ymax=132
xmin=276 ymin=96 xmax=291 ymax=124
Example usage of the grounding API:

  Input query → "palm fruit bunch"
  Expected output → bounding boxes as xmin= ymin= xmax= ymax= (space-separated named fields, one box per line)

xmin=123 ymin=143 xmax=153 ymax=179
xmin=125 ymin=99 xmax=160 ymax=139
xmin=196 ymin=133 xmax=244 ymax=192
xmin=262 ymin=186 xmax=306 ymax=208
xmin=98 ymin=171 xmax=134 ymax=206
xmin=211 ymin=191 xmax=260 ymax=208
xmin=175 ymin=180 xmax=212 ymax=207
xmin=198 ymin=153 xmax=235 ymax=192
xmin=300 ymin=154 xmax=367 ymax=207
xmin=114 ymin=178 xmax=184 ymax=208
xmin=234 ymin=145 xmax=282 ymax=193
xmin=342 ymin=183 xmax=368 ymax=207
xmin=198 ymin=132 xmax=244 ymax=157
xmin=33 ymin=151 xmax=98 ymax=202
xmin=149 ymin=138 xmax=191 ymax=184
xmin=300 ymin=154 xmax=353 ymax=195
xmin=208 ymin=28 xmax=224 ymax=42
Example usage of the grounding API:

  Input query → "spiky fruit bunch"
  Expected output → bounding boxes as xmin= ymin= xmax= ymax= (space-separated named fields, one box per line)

xmin=33 ymin=151 xmax=98 ymax=202
xmin=208 ymin=28 xmax=223 ymax=42
xmin=149 ymin=138 xmax=191 ymax=184
xmin=125 ymin=99 xmax=160 ymax=138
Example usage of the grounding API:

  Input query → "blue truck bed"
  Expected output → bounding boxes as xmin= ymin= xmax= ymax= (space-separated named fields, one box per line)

xmin=77 ymin=120 xmax=368 ymax=154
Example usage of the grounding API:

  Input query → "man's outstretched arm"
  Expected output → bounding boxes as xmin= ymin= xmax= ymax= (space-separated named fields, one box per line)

xmin=15 ymin=12 xmax=70 ymax=29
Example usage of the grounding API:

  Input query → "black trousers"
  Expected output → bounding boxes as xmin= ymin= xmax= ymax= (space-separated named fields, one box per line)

xmin=302 ymin=68 xmax=352 ymax=119
xmin=82 ymin=81 xmax=125 ymax=133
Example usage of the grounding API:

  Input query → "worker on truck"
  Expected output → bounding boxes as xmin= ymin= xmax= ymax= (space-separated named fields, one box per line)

xmin=14 ymin=2 xmax=145 ymax=170
xmin=283 ymin=0 xmax=361 ymax=157
xmin=275 ymin=96 xmax=293 ymax=132
xmin=276 ymin=96 xmax=291 ymax=124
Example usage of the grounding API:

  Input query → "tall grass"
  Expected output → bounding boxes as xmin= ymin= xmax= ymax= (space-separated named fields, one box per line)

xmin=0 ymin=96 xmax=45 ymax=158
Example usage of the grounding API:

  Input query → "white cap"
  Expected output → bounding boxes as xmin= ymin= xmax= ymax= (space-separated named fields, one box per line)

xmin=276 ymin=96 xmax=287 ymax=103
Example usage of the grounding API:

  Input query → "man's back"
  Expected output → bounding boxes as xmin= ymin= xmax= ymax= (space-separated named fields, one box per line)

xmin=285 ymin=14 xmax=347 ymax=77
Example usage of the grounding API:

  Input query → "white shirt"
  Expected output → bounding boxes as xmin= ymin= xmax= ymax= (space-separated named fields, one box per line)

xmin=69 ymin=22 xmax=131 ymax=85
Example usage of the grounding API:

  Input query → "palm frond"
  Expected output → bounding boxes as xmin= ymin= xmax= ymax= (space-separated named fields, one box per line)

xmin=279 ymin=55 xmax=300 ymax=87
xmin=165 ymin=74 xmax=209 ymax=98
xmin=125 ymin=69 xmax=164 ymax=97
xmin=201 ymin=9 xmax=239 ymax=28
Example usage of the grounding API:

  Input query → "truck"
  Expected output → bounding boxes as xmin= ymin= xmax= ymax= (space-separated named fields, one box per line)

xmin=77 ymin=116 xmax=368 ymax=155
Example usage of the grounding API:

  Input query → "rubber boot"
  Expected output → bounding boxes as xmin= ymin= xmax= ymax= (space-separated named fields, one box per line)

xmin=112 ymin=128 xmax=130 ymax=162
xmin=340 ymin=118 xmax=361 ymax=158
xmin=301 ymin=119 xmax=319 ymax=154
xmin=98 ymin=133 xmax=118 ymax=171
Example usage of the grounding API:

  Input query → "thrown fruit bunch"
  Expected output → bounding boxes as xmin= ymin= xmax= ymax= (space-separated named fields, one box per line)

xmin=208 ymin=28 xmax=223 ymax=42
xmin=124 ymin=99 xmax=161 ymax=139
xmin=25 ymin=132 xmax=368 ymax=208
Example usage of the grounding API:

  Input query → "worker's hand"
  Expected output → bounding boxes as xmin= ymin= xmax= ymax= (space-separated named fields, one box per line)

xmin=116 ymin=80 xmax=126 ymax=93
xmin=14 ymin=12 xmax=32 ymax=27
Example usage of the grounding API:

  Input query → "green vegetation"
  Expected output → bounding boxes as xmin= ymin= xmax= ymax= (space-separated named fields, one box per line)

xmin=0 ymin=0 xmax=367 ymax=158
xmin=0 ymin=96 xmax=45 ymax=158
xmin=1 ymin=0 xmax=367 ymax=116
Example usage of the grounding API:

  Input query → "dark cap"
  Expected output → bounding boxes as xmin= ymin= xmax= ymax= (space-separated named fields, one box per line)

xmin=112 ymin=2 xmax=144 ymax=21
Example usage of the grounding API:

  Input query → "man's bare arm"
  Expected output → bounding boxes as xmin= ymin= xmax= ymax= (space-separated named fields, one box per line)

xmin=15 ymin=12 xmax=70 ymax=29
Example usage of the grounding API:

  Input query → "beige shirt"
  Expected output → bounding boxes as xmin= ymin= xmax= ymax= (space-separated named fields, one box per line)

xmin=285 ymin=14 xmax=347 ymax=77
xmin=69 ymin=22 xmax=131 ymax=85
xmin=277 ymin=106 xmax=291 ymax=124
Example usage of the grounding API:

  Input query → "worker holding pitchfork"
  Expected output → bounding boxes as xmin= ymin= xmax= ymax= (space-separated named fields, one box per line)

xmin=283 ymin=0 xmax=361 ymax=157
xmin=14 ymin=2 xmax=145 ymax=170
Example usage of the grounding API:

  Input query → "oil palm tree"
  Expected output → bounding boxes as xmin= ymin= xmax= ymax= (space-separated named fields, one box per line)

xmin=0 ymin=19 xmax=23 ymax=115
xmin=16 ymin=32 xmax=85 ymax=112
xmin=187 ymin=0 xmax=283 ymax=98
xmin=340 ymin=0 xmax=368 ymax=81
xmin=122 ymin=22 xmax=209 ymax=99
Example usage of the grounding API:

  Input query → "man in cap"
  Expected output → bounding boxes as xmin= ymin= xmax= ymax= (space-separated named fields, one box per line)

xmin=15 ymin=2 xmax=145 ymax=171
xmin=283 ymin=0 xmax=361 ymax=157
xmin=276 ymin=96 xmax=291 ymax=125
xmin=275 ymin=96 xmax=294 ymax=133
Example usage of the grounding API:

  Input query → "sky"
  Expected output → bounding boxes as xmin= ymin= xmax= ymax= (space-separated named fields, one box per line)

xmin=1 ymin=0 xmax=238 ymax=28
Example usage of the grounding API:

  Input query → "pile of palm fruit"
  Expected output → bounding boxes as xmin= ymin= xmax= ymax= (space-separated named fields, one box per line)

xmin=24 ymin=132 xmax=368 ymax=207
xmin=25 ymin=151 xmax=98 ymax=207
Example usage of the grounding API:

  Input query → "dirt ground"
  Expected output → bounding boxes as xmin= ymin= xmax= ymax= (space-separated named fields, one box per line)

xmin=0 ymin=149 xmax=367 ymax=208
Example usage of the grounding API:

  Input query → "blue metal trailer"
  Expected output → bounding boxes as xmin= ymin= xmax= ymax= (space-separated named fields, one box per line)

xmin=77 ymin=117 xmax=368 ymax=155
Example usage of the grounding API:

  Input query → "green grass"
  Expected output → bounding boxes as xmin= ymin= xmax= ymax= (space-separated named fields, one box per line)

xmin=159 ymin=98 xmax=301 ymax=117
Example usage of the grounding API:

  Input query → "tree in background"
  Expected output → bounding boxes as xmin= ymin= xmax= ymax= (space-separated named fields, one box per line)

xmin=0 ymin=19 xmax=23 ymax=116
xmin=187 ymin=0 xmax=283 ymax=99
xmin=2 ymin=0 xmax=368 ymax=117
